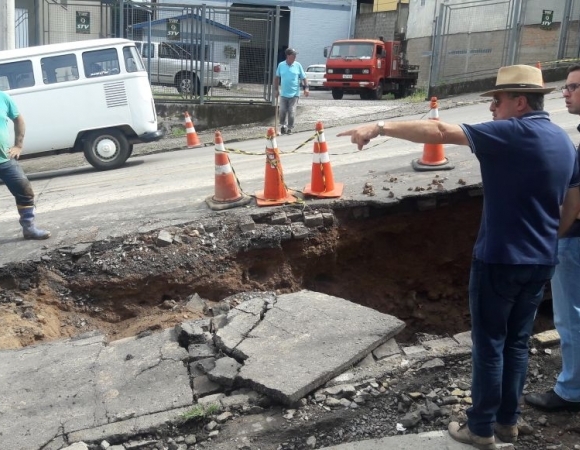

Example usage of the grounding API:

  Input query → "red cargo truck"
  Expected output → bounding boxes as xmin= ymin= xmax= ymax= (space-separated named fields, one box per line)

xmin=323 ymin=38 xmax=419 ymax=100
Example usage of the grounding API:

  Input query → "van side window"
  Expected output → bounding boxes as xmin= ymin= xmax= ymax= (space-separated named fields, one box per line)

xmin=82 ymin=48 xmax=120 ymax=78
xmin=123 ymin=46 xmax=145 ymax=73
xmin=41 ymin=54 xmax=79 ymax=84
xmin=0 ymin=60 xmax=34 ymax=90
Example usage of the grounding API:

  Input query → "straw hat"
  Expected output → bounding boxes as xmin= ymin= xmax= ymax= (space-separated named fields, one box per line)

xmin=480 ymin=64 xmax=554 ymax=96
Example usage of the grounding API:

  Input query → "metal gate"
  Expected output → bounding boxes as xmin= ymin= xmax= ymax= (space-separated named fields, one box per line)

xmin=429 ymin=0 xmax=515 ymax=87
xmin=124 ymin=3 xmax=277 ymax=103
xmin=37 ymin=0 xmax=278 ymax=103
xmin=428 ymin=0 xmax=580 ymax=91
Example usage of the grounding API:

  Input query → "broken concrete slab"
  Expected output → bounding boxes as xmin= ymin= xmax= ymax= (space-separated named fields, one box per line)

xmin=214 ymin=293 xmax=274 ymax=360
xmin=232 ymin=290 xmax=405 ymax=405
xmin=0 ymin=329 xmax=192 ymax=450
xmin=0 ymin=333 xmax=106 ymax=450
xmin=67 ymin=406 xmax=192 ymax=444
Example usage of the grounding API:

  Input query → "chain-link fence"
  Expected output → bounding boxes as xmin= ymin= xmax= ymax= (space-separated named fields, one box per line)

xmin=124 ymin=3 xmax=277 ymax=103
xmin=27 ymin=0 xmax=277 ymax=103
xmin=426 ymin=0 xmax=580 ymax=90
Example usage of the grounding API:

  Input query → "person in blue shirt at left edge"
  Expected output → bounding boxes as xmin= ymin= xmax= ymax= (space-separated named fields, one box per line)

xmin=0 ymin=90 xmax=50 ymax=240
xmin=274 ymin=47 xmax=309 ymax=135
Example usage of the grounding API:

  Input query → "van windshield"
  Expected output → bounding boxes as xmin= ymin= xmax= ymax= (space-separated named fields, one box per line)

xmin=329 ymin=43 xmax=374 ymax=60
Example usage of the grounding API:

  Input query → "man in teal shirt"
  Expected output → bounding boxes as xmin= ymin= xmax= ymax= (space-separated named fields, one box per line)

xmin=0 ymin=90 xmax=50 ymax=240
xmin=274 ymin=47 xmax=309 ymax=135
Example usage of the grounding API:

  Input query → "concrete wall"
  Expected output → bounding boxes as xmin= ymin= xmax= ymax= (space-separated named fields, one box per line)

xmin=404 ymin=0 xmax=577 ymax=89
xmin=355 ymin=11 xmax=398 ymax=40
xmin=156 ymin=102 xmax=275 ymax=133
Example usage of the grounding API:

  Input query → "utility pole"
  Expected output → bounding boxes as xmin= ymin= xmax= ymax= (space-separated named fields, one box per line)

xmin=0 ymin=0 xmax=15 ymax=50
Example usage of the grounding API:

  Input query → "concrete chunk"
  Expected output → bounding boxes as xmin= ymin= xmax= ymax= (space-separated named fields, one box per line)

xmin=532 ymin=329 xmax=560 ymax=347
xmin=207 ymin=356 xmax=242 ymax=388
xmin=187 ymin=343 xmax=216 ymax=361
xmin=423 ymin=337 xmax=459 ymax=355
xmin=193 ymin=375 xmax=221 ymax=397
xmin=175 ymin=320 xmax=207 ymax=346
xmin=235 ymin=290 xmax=405 ymax=405
xmin=214 ymin=296 xmax=270 ymax=360
xmin=372 ymin=338 xmax=400 ymax=360
xmin=156 ymin=230 xmax=173 ymax=247
xmin=453 ymin=331 xmax=473 ymax=348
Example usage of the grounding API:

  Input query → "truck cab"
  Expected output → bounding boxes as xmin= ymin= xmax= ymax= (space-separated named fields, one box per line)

xmin=324 ymin=39 xmax=418 ymax=100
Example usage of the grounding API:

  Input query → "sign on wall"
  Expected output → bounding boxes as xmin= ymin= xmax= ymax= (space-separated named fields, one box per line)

xmin=76 ymin=11 xmax=90 ymax=34
xmin=167 ymin=19 xmax=180 ymax=40
xmin=541 ymin=9 xmax=553 ymax=29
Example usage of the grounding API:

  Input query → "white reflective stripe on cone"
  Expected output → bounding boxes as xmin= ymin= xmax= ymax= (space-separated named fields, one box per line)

xmin=215 ymin=142 xmax=226 ymax=151
xmin=186 ymin=126 xmax=195 ymax=133
xmin=318 ymin=131 xmax=327 ymax=142
xmin=429 ymin=108 xmax=439 ymax=119
xmin=215 ymin=163 xmax=232 ymax=174
xmin=266 ymin=138 xmax=277 ymax=150
xmin=313 ymin=152 xmax=330 ymax=164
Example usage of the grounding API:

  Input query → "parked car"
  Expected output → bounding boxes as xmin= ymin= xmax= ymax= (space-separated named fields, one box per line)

xmin=134 ymin=41 xmax=232 ymax=95
xmin=305 ymin=64 xmax=327 ymax=90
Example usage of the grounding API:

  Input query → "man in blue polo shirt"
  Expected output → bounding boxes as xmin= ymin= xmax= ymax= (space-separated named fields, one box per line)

xmin=338 ymin=65 xmax=580 ymax=449
xmin=274 ymin=47 xmax=309 ymax=135
xmin=0 ymin=90 xmax=50 ymax=240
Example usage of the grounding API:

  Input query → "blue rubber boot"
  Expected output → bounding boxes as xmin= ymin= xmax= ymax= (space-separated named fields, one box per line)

xmin=18 ymin=207 xmax=51 ymax=240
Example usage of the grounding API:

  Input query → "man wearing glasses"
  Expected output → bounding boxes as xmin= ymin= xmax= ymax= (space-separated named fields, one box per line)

xmin=338 ymin=65 xmax=580 ymax=449
xmin=525 ymin=66 xmax=580 ymax=414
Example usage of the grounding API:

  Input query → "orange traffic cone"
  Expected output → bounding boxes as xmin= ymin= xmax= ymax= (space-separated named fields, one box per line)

xmin=536 ymin=61 xmax=545 ymax=86
xmin=205 ymin=131 xmax=251 ymax=211
xmin=184 ymin=112 xmax=203 ymax=148
xmin=411 ymin=97 xmax=454 ymax=172
xmin=303 ymin=122 xmax=343 ymax=198
xmin=255 ymin=127 xmax=297 ymax=206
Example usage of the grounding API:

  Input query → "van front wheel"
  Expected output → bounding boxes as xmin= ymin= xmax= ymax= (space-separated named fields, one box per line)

xmin=83 ymin=129 xmax=131 ymax=170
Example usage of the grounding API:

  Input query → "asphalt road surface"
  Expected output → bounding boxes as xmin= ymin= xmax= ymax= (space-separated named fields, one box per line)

xmin=0 ymin=87 xmax=576 ymax=266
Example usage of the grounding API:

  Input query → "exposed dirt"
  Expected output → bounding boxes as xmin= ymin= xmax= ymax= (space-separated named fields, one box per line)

xmin=0 ymin=197 xmax=479 ymax=350
xmin=0 ymin=195 xmax=572 ymax=450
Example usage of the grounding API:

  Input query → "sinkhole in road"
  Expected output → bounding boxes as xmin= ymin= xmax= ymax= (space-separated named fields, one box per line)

xmin=0 ymin=192 xmax=556 ymax=350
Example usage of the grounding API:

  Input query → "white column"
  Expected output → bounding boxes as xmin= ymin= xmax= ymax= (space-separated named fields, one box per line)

xmin=0 ymin=0 xmax=16 ymax=50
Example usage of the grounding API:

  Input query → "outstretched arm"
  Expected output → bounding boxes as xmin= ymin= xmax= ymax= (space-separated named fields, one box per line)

xmin=337 ymin=119 xmax=469 ymax=151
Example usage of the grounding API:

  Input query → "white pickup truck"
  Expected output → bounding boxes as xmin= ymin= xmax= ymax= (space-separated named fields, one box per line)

xmin=134 ymin=41 xmax=231 ymax=94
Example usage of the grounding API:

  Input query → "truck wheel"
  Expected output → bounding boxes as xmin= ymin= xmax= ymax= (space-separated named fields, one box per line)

xmin=396 ymin=84 xmax=410 ymax=99
xmin=332 ymin=88 xmax=344 ymax=100
xmin=83 ymin=129 xmax=131 ymax=170
xmin=373 ymin=81 xmax=384 ymax=100
xmin=176 ymin=72 xmax=200 ymax=95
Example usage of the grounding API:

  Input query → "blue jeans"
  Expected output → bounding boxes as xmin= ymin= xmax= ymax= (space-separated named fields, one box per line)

xmin=551 ymin=238 xmax=580 ymax=401
xmin=467 ymin=259 xmax=554 ymax=437
xmin=279 ymin=96 xmax=299 ymax=130
xmin=0 ymin=159 xmax=35 ymax=207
